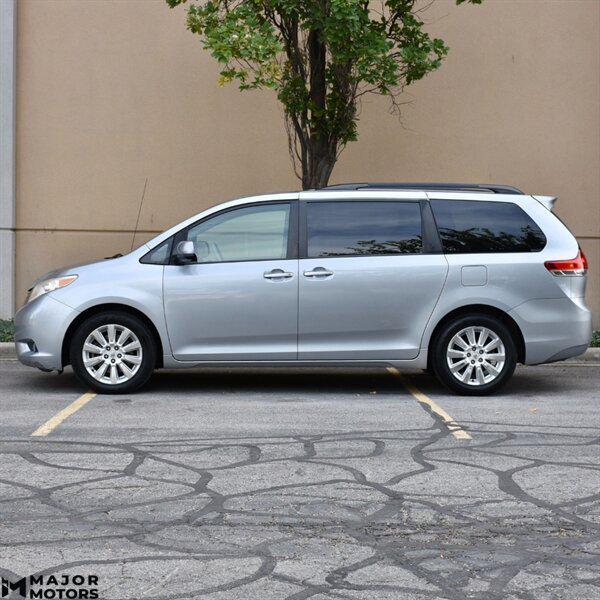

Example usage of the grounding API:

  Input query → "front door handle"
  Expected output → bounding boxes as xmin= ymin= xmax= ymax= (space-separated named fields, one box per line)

xmin=264 ymin=269 xmax=293 ymax=280
xmin=303 ymin=267 xmax=334 ymax=278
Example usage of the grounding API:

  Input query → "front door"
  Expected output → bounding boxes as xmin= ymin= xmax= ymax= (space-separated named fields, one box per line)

xmin=164 ymin=201 xmax=298 ymax=361
xmin=298 ymin=199 xmax=448 ymax=360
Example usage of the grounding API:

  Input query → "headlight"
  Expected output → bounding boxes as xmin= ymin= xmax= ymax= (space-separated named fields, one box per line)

xmin=27 ymin=275 xmax=78 ymax=303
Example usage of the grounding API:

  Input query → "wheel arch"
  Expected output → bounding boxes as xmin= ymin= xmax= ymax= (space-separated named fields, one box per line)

xmin=61 ymin=303 xmax=164 ymax=368
xmin=426 ymin=304 xmax=526 ymax=367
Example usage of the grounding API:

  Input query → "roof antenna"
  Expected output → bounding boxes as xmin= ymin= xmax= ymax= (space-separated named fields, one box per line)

xmin=130 ymin=177 xmax=149 ymax=252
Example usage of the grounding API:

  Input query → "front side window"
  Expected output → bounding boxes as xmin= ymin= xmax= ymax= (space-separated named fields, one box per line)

xmin=430 ymin=200 xmax=546 ymax=253
xmin=307 ymin=201 xmax=422 ymax=258
xmin=184 ymin=203 xmax=290 ymax=263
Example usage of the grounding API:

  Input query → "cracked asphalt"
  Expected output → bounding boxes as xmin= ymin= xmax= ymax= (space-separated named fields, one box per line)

xmin=0 ymin=359 xmax=599 ymax=600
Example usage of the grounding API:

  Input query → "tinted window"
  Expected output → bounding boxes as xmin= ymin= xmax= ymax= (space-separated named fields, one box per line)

xmin=140 ymin=239 xmax=171 ymax=265
xmin=431 ymin=200 xmax=546 ymax=253
xmin=307 ymin=201 xmax=422 ymax=258
xmin=185 ymin=203 xmax=290 ymax=263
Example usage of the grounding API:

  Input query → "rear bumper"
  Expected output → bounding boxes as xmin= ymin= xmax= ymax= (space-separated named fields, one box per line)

xmin=509 ymin=297 xmax=592 ymax=365
xmin=14 ymin=295 xmax=78 ymax=371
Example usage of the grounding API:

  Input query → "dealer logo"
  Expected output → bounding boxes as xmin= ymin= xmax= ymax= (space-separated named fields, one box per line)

xmin=1 ymin=574 xmax=98 ymax=599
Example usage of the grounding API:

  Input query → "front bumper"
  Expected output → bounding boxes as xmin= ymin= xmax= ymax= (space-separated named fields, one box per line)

xmin=509 ymin=297 xmax=592 ymax=365
xmin=14 ymin=295 xmax=79 ymax=371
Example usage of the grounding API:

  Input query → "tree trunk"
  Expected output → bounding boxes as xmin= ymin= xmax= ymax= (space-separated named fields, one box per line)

xmin=301 ymin=139 xmax=337 ymax=189
xmin=302 ymin=25 xmax=337 ymax=190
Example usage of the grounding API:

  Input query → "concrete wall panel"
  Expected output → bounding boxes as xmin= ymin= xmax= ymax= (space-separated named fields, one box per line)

xmin=15 ymin=0 xmax=600 ymax=326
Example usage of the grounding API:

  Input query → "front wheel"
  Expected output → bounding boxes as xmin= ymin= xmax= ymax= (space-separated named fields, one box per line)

xmin=70 ymin=312 xmax=156 ymax=394
xmin=431 ymin=314 xmax=517 ymax=396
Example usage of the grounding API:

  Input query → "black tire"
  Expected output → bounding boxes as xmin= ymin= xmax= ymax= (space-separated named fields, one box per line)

xmin=431 ymin=313 xmax=517 ymax=396
xmin=70 ymin=311 xmax=156 ymax=394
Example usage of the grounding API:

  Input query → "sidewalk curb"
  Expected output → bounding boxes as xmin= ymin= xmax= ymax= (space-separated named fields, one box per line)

xmin=567 ymin=347 xmax=600 ymax=363
xmin=1 ymin=342 xmax=599 ymax=362
xmin=0 ymin=342 xmax=16 ymax=357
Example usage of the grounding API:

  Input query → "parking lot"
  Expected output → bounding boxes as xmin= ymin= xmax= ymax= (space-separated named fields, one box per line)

xmin=1 ymin=358 xmax=599 ymax=600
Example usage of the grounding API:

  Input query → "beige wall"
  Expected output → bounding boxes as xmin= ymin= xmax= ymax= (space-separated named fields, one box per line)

xmin=16 ymin=0 xmax=600 ymax=327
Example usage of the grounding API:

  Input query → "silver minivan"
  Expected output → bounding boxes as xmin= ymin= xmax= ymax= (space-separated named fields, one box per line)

xmin=14 ymin=183 xmax=592 ymax=395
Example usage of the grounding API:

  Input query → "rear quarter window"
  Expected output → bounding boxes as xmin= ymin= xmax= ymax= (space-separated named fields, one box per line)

xmin=430 ymin=200 xmax=546 ymax=253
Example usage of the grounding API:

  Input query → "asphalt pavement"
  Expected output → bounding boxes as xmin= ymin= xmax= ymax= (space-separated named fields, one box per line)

xmin=0 ymin=359 xmax=599 ymax=600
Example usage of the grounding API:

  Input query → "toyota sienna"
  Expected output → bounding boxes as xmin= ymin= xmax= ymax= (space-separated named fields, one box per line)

xmin=14 ymin=183 xmax=592 ymax=395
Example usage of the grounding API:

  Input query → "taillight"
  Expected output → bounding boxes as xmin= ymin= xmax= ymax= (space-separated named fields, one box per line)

xmin=545 ymin=248 xmax=588 ymax=276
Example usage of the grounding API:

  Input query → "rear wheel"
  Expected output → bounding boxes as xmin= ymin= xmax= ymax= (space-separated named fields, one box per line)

xmin=431 ymin=314 xmax=517 ymax=396
xmin=70 ymin=312 xmax=156 ymax=394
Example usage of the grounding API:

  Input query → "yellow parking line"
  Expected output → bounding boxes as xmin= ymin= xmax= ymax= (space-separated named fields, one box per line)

xmin=31 ymin=391 xmax=97 ymax=437
xmin=387 ymin=367 xmax=472 ymax=440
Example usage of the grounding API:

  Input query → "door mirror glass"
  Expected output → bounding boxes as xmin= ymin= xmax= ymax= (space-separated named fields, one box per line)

xmin=174 ymin=240 xmax=197 ymax=264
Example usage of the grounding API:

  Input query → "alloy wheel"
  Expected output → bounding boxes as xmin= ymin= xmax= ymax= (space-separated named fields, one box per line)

xmin=82 ymin=324 xmax=143 ymax=385
xmin=446 ymin=326 xmax=505 ymax=386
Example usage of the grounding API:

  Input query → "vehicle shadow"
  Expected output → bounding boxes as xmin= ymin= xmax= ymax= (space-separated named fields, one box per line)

xmin=144 ymin=366 xmax=407 ymax=396
xmin=138 ymin=364 xmax=573 ymax=398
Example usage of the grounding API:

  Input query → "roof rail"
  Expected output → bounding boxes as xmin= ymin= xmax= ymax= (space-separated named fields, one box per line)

xmin=320 ymin=182 xmax=525 ymax=195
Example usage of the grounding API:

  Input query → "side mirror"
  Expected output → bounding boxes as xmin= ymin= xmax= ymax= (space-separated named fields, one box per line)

xmin=174 ymin=240 xmax=197 ymax=264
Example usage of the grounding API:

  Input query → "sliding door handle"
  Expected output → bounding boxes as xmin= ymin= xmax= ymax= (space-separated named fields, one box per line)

xmin=303 ymin=268 xmax=334 ymax=278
